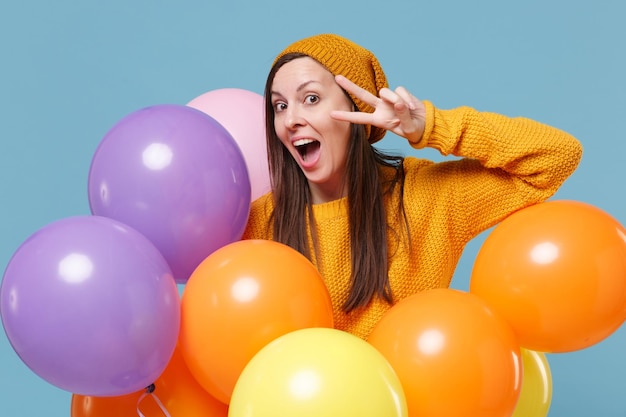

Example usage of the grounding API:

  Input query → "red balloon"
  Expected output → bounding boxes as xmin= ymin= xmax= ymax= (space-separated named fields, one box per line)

xmin=180 ymin=239 xmax=334 ymax=404
xmin=368 ymin=289 xmax=521 ymax=417
xmin=470 ymin=200 xmax=626 ymax=352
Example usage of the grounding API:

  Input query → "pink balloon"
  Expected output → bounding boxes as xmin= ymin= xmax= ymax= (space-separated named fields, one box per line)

xmin=187 ymin=88 xmax=270 ymax=201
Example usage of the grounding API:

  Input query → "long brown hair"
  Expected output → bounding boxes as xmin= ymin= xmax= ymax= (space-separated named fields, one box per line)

xmin=264 ymin=53 xmax=407 ymax=312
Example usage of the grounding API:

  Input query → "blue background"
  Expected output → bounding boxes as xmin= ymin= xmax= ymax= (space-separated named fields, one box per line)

xmin=1 ymin=0 xmax=624 ymax=415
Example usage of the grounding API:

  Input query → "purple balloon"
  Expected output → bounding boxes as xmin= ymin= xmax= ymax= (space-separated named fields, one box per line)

xmin=0 ymin=216 xmax=180 ymax=396
xmin=88 ymin=104 xmax=251 ymax=283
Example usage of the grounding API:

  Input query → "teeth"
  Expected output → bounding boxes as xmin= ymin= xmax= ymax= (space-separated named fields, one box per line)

xmin=293 ymin=138 xmax=314 ymax=147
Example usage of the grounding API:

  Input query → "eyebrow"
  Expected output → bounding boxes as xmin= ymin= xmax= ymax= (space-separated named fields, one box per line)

xmin=271 ymin=80 xmax=321 ymax=97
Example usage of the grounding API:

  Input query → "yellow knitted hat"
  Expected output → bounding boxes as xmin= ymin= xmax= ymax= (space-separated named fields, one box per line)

xmin=274 ymin=33 xmax=388 ymax=143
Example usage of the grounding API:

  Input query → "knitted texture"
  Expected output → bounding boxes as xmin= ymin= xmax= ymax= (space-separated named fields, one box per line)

xmin=243 ymin=102 xmax=583 ymax=340
xmin=274 ymin=33 xmax=388 ymax=143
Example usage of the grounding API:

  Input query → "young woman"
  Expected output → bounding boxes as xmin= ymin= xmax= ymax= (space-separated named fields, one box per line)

xmin=243 ymin=33 xmax=583 ymax=340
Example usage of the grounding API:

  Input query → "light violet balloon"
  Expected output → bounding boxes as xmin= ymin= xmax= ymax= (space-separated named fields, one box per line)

xmin=0 ymin=215 xmax=180 ymax=396
xmin=88 ymin=104 xmax=251 ymax=283
xmin=187 ymin=88 xmax=270 ymax=201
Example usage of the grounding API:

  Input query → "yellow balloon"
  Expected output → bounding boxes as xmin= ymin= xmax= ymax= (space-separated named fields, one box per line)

xmin=228 ymin=328 xmax=408 ymax=417
xmin=512 ymin=349 xmax=553 ymax=417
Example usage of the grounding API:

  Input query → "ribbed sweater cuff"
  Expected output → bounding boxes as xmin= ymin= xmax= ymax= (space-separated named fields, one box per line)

xmin=417 ymin=100 xmax=454 ymax=154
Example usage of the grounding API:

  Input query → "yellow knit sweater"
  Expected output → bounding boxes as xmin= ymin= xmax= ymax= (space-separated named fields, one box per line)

xmin=242 ymin=101 xmax=583 ymax=340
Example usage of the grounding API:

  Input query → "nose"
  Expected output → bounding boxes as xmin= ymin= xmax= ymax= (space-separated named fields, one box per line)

xmin=283 ymin=105 xmax=306 ymax=130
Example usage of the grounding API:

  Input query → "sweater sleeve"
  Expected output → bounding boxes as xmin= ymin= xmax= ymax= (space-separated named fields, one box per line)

xmin=406 ymin=100 xmax=583 ymax=240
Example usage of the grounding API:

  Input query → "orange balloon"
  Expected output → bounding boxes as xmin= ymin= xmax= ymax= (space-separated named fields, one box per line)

xmin=368 ymin=289 xmax=522 ymax=417
xmin=179 ymin=239 xmax=334 ymax=404
xmin=71 ymin=345 xmax=228 ymax=417
xmin=470 ymin=200 xmax=626 ymax=353
xmin=71 ymin=391 xmax=148 ymax=417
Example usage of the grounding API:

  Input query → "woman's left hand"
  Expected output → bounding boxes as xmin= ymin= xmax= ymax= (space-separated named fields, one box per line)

xmin=331 ymin=74 xmax=426 ymax=144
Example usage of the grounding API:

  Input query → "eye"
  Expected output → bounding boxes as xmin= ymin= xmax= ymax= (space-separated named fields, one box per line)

xmin=274 ymin=102 xmax=287 ymax=112
xmin=305 ymin=94 xmax=319 ymax=104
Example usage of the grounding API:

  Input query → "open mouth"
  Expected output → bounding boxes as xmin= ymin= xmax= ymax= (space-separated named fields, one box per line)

xmin=294 ymin=138 xmax=321 ymax=162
